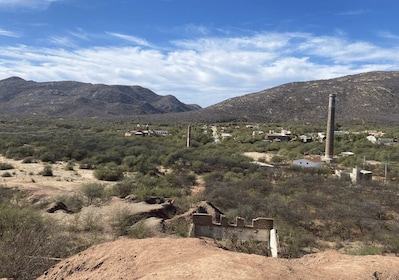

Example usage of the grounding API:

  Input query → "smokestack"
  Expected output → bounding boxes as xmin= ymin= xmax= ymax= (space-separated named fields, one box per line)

xmin=187 ymin=125 xmax=191 ymax=147
xmin=325 ymin=93 xmax=336 ymax=161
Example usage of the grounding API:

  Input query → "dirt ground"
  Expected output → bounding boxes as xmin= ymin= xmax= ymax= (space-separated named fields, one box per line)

xmin=0 ymin=156 xmax=102 ymax=200
xmin=38 ymin=237 xmax=399 ymax=280
xmin=243 ymin=152 xmax=274 ymax=162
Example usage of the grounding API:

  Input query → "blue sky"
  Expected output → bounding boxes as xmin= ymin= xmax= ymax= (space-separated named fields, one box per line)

xmin=1 ymin=0 xmax=399 ymax=107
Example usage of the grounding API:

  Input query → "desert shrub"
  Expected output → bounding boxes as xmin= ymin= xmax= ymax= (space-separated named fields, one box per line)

xmin=165 ymin=218 xmax=190 ymax=237
xmin=81 ymin=183 xmax=105 ymax=205
xmin=109 ymin=207 xmax=147 ymax=237
xmin=131 ymin=173 xmax=188 ymax=200
xmin=151 ymin=185 xmax=185 ymax=198
xmin=0 ymin=162 xmax=13 ymax=170
xmin=277 ymin=221 xmax=317 ymax=258
xmin=109 ymin=206 xmax=132 ymax=236
xmin=94 ymin=149 xmax=124 ymax=165
xmin=22 ymin=156 xmax=37 ymax=163
xmin=56 ymin=193 xmax=85 ymax=212
xmin=0 ymin=186 xmax=17 ymax=203
xmin=66 ymin=209 xmax=104 ymax=233
xmin=345 ymin=245 xmax=383 ymax=256
xmin=79 ymin=158 xmax=96 ymax=169
xmin=122 ymin=155 xmax=137 ymax=172
xmin=110 ymin=179 xmax=135 ymax=198
xmin=0 ymin=203 xmax=75 ymax=279
xmin=94 ymin=164 xmax=124 ymax=181
xmin=39 ymin=165 xmax=53 ymax=176
xmin=270 ymin=155 xmax=285 ymax=163
xmin=80 ymin=209 xmax=103 ymax=232
xmin=39 ymin=151 xmax=56 ymax=163
xmin=217 ymin=239 xmax=271 ymax=256
xmin=1 ymin=171 xmax=12 ymax=177
xmin=165 ymin=172 xmax=196 ymax=188
xmin=5 ymin=145 xmax=34 ymax=160
xmin=128 ymin=220 xmax=152 ymax=239
xmin=65 ymin=162 xmax=75 ymax=171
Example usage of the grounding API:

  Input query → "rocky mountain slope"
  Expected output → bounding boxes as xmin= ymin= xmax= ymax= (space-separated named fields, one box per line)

xmin=196 ymin=71 xmax=399 ymax=125
xmin=38 ymin=237 xmax=399 ymax=280
xmin=1 ymin=71 xmax=399 ymax=125
xmin=0 ymin=77 xmax=200 ymax=118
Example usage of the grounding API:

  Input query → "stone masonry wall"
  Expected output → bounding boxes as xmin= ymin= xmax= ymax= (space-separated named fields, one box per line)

xmin=192 ymin=213 xmax=273 ymax=243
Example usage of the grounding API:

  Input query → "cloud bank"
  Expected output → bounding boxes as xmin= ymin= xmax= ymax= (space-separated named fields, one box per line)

xmin=0 ymin=0 xmax=56 ymax=9
xmin=1 ymin=31 xmax=398 ymax=107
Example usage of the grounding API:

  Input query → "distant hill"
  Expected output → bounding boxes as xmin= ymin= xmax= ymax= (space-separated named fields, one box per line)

xmin=1 ymin=71 xmax=399 ymax=125
xmin=0 ymin=77 xmax=200 ymax=118
xmin=188 ymin=71 xmax=399 ymax=125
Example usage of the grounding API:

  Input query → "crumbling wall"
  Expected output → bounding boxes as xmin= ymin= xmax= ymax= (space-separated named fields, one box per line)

xmin=192 ymin=213 xmax=273 ymax=242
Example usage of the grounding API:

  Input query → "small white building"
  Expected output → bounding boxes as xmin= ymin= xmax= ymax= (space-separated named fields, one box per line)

xmin=221 ymin=133 xmax=233 ymax=139
xmin=293 ymin=157 xmax=323 ymax=168
xmin=336 ymin=167 xmax=372 ymax=183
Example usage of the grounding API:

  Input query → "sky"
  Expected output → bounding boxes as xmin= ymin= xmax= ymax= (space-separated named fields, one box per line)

xmin=1 ymin=0 xmax=399 ymax=107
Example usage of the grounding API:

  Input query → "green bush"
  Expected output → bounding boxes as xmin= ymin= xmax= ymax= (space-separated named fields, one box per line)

xmin=128 ymin=220 xmax=151 ymax=239
xmin=109 ymin=207 xmax=146 ymax=237
xmin=22 ymin=156 xmax=37 ymax=163
xmin=79 ymin=159 xmax=96 ymax=169
xmin=94 ymin=165 xmax=124 ymax=181
xmin=165 ymin=218 xmax=190 ymax=237
xmin=0 ymin=203 xmax=76 ymax=279
xmin=39 ymin=165 xmax=53 ymax=176
xmin=65 ymin=162 xmax=75 ymax=171
xmin=345 ymin=245 xmax=383 ymax=256
xmin=39 ymin=151 xmax=56 ymax=163
xmin=1 ymin=171 xmax=12 ymax=177
xmin=81 ymin=183 xmax=105 ymax=205
xmin=55 ymin=193 xmax=85 ymax=212
xmin=0 ymin=162 xmax=13 ymax=170
xmin=110 ymin=179 xmax=135 ymax=198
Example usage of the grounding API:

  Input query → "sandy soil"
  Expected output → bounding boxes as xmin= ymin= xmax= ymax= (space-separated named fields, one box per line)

xmin=38 ymin=237 xmax=399 ymax=280
xmin=0 ymin=156 xmax=101 ymax=200
xmin=243 ymin=152 xmax=274 ymax=162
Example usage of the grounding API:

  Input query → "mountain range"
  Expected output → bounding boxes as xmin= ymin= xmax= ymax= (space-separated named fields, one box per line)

xmin=1 ymin=71 xmax=399 ymax=125
xmin=0 ymin=77 xmax=200 ymax=118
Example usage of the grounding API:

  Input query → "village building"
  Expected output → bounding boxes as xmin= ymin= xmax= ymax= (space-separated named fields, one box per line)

xmin=299 ymin=135 xmax=313 ymax=143
xmin=265 ymin=129 xmax=291 ymax=142
xmin=367 ymin=135 xmax=397 ymax=144
xmin=292 ymin=157 xmax=323 ymax=168
xmin=335 ymin=166 xmax=373 ymax=183
xmin=221 ymin=133 xmax=233 ymax=139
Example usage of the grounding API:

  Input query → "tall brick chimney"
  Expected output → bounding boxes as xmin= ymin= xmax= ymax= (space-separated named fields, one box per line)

xmin=325 ymin=93 xmax=336 ymax=161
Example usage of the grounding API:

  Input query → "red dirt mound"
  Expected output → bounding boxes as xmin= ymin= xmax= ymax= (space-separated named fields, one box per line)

xmin=38 ymin=237 xmax=399 ymax=280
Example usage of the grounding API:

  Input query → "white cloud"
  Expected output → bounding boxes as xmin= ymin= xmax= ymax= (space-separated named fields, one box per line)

xmin=335 ymin=10 xmax=369 ymax=16
xmin=378 ymin=31 xmax=399 ymax=40
xmin=0 ymin=28 xmax=19 ymax=37
xmin=1 ymin=32 xmax=399 ymax=107
xmin=0 ymin=0 xmax=57 ymax=9
xmin=48 ymin=36 xmax=77 ymax=47
xmin=106 ymin=32 xmax=153 ymax=48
